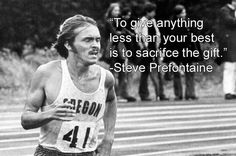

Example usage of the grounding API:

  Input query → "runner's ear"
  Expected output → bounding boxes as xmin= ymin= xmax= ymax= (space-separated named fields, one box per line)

xmin=64 ymin=42 xmax=72 ymax=51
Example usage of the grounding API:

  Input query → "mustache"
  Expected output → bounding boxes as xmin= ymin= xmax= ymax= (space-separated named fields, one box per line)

xmin=89 ymin=49 xmax=99 ymax=54
xmin=91 ymin=48 xmax=99 ymax=52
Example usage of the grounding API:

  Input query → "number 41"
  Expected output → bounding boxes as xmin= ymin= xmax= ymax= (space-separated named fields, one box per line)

xmin=63 ymin=126 xmax=91 ymax=148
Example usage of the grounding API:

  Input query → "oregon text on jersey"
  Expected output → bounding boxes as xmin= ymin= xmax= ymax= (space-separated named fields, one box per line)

xmin=63 ymin=98 xmax=102 ymax=117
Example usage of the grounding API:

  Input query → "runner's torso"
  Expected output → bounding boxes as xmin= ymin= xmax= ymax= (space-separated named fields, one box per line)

xmin=39 ymin=60 xmax=107 ymax=153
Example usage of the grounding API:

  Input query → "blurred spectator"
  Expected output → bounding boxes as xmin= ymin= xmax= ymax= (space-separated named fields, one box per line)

xmin=218 ymin=0 xmax=236 ymax=100
xmin=164 ymin=4 xmax=201 ymax=100
xmin=136 ymin=2 xmax=168 ymax=101
xmin=102 ymin=3 xmax=136 ymax=102
xmin=102 ymin=3 xmax=123 ymax=65
xmin=120 ymin=7 xmax=142 ymax=65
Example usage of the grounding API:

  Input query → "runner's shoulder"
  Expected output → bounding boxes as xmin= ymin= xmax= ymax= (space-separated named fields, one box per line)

xmin=34 ymin=60 xmax=61 ymax=81
xmin=103 ymin=68 xmax=115 ymax=89
xmin=93 ymin=64 xmax=114 ymax=88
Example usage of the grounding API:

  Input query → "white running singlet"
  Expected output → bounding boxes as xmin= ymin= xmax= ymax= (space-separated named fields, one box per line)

xmin=39 ymin=60 xmax=107 ymax=153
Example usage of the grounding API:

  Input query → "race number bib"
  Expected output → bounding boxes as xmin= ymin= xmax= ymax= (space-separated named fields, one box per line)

xmin=56 ymin=121 xmax=96 ymax=152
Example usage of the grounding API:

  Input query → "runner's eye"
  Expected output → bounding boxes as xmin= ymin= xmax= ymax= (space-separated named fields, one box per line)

xmin=96 ymin=38 xmax=101 ymax=42
xmin=84 ymin=38 xmax=93 ymax=42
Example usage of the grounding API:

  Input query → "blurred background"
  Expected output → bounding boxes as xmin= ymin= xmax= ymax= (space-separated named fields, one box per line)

xmin=0 ymin=0 xmax=227 ymax=104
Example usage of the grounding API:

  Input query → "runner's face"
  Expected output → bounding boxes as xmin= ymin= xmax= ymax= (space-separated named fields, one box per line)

xmin=71 ymin=25 xmax=101 ymax=65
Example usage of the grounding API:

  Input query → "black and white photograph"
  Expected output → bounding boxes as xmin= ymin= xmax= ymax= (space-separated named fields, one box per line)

xmin=1 ymin=0 xmax=236 ymax=155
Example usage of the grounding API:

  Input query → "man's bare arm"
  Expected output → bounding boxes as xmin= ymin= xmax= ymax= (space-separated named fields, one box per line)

xmin=103 ymin=75 xmax=117 ymax=142
xmin=96 ymin=70 xmax=117 ymax=156
xmin=21 ymin=64 xmax=75 ymax=130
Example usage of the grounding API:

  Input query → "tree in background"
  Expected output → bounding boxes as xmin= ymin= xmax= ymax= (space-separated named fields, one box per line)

xmin=0 ymin=0 xmax=229 ymax=55
xmin=0 ymin=0 xmax=117 ymax=54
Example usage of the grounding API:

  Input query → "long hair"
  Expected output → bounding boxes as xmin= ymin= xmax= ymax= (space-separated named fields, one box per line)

xmin=105 ymin=3 xmax=120 ymax=20
xmin=53 ymin=14 xmax=97 ymax=58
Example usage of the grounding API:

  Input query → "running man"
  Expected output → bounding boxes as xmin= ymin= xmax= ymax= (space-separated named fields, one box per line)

xmin=21 ymin=14 xmax=117 ymax=156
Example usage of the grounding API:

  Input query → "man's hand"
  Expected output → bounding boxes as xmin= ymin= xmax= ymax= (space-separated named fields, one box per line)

xmin=48 ymin=102 xmax=76 ymax=121
xmin=95 ymin=139 xmax=113 ymax=156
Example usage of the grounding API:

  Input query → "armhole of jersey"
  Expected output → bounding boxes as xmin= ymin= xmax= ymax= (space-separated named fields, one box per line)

xmin=42 ymin=60 xmax=65 ymax=109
